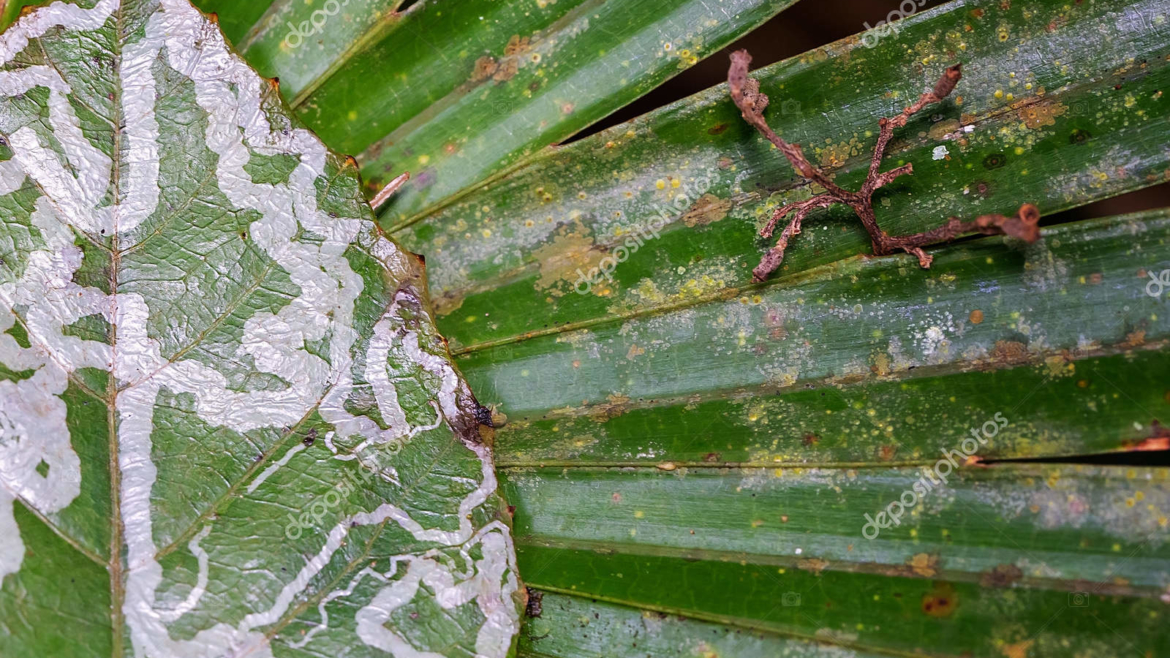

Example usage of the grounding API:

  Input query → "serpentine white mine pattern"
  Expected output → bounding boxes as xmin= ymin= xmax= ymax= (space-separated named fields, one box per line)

xmin=0 ymin=1 xmax=518 ymax=656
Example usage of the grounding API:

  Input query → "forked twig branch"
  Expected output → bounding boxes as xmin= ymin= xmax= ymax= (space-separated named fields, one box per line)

xmin=727 ymin=50 xmax=1041 ymax=282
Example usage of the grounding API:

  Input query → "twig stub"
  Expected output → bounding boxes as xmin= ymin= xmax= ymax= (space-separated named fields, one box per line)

xmin=726 ymin=50 xmax=1040 ymax=282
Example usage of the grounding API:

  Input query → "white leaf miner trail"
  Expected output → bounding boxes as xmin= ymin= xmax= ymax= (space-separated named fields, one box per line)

xmin=0 ymin=1 xmax=519 ymax=656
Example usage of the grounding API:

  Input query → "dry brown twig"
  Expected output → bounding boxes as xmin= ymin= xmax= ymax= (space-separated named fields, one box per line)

xmin=728 ymin=50 xmax=1041 ymax=282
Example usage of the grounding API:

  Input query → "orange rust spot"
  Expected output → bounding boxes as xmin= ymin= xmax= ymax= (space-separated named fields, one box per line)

xmin=969 ymin=309 xmax=984 ymax=324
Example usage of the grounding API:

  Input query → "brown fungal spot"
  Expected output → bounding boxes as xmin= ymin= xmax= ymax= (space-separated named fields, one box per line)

xmin=798 ymin=558 xmax=830 ymax=574
xmin=990 ymin=340 xmax=1029 ymax=365
xmin=801 ymin=433 xmax=820 ymax=446
xmin=588 ymin=393 xmax=632 ymax=421
xmin=1124 ymin=329 xmax=1146 ymax=347
xmin=968 ymin=309 xmax=984 ymax=324
xmin=504 ymin=35 xmax=531 ymax=56
xmin=707 ymin=123 xmax=729 ymax=135
xmin=680 ymin=193 xmax=733 ymax=228
xmin=470 ymin=56 xmax=498 ymax=82
xmin=921 ymin=582 xmax=956 ymax=617
xmin=980 ymin=563 xmax=1023 ymax=588
xmin=531 ymin=222 xmax=604 ymax=294
xmin=493 ymin=59 xmax=519 ymax=82
xmin=703 ymin=452 xmax=721 ymax=462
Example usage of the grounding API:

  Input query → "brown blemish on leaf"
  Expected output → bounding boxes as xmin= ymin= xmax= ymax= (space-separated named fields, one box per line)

xmin=1124 ymin=329 xmax=1146 ymax=347
xmin=980 ymin=563 xmax=1023 ymax=588
xmin=470 ymin=56 xmax=499 ymax=83
xmin=707 ymin=123 xmax=729 ymax=135
xmin=990 ymin=340 xmax=1030 ymax=364
xmin=921 ymin=582 xmax=956 ymax=617
xmin=531 ymin=221 xmax=604 ymax=294
xmin=1017 ymin=99 xmax=1067 ymax=129
xmin=798 ymin=558 xmax=830 ymax=574
xmin=626 ymin=344 xmax=645 ymax=360
xmin=928 ymin=118 xmax=961 ymax=141
xmin=681 ymin=193 xmax=733 ymax=227
xmin=907 ymin=553 xmax=939 ymax=578
xmin=493 ymin=59 xmax=519 ymax=82
xmin=588 ymin=393 xmax=632 ymax=421
xmin=504 ymin=35 xmax=531 ymax=56
xmin=969 ymin=309 xmax=984 ymax=324
xmin=432 ymin=291 xmax=465 ymax=317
